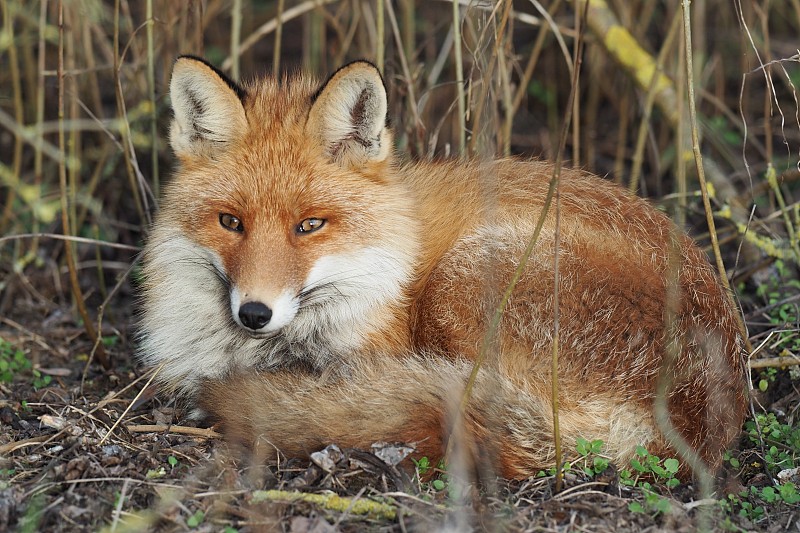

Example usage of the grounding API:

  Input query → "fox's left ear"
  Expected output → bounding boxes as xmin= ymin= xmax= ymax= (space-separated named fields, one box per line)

xmin=306 ymin=61 xmax=391 ymax=166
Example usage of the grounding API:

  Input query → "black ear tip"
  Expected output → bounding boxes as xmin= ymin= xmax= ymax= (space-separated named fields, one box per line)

xmin=312 ymin=59 xmax=386 ymax=103
xmin=173 ymin=55 xmax=247 ymax=102
xmin=176 ymin=54 xmax=207 ymax=64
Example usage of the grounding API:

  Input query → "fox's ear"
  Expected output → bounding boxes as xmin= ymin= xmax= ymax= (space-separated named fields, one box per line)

xmin=169 ymin=56 xmax=248 ymax=159
xmin=306 ymin=61 xmax=391 ymax=166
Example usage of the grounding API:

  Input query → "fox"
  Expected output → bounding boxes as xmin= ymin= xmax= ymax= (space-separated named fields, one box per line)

xmin=138 ymin=56 xmax=748 ymax=479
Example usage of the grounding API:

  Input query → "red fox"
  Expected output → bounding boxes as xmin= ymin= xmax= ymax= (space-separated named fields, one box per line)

xmin=139 ymin=57 xmax=748 ymax=479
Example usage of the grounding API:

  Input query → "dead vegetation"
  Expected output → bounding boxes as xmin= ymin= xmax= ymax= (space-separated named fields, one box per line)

xmin=1 ymin=0 xmax=799 ymax=531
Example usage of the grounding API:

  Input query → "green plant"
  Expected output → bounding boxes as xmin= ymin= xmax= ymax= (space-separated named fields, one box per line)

xmin=761 ymin=483 xmax=800 ymax=505
xmin=17 ymin=493 xmax=45 ymax=533
xmin=101 ymin=335 xmax=119 ymax=347
xmin=723 ymin=450 xmax=741 ymax=469
xmin=0 ymin=468 xmax=15 ymax=490
xmin=534 ymin=438 xmax=611 ymax=479
xmin=628 ymin=490 xmax=672 ymax=516
xmin=744 ymin=412 xmax=800 ymax=473
xmin=620 ymin=446 xmax=681 ymax=517
xmin=0 ymin=337 xmax=51 ymax=389
xmin=412 ymin=456 xmax=432 ymax=477
xmin=0 ymin=337 xmax=30 ymax=383
xmin=186 ymin=509 xmax=204 ymax=528
xmin=755 ymin=260 xmax=800 ymax=353
xmin=707 ymin=115 xmax=743 ymax=146
xmin=620 ymin=446 xmax=681 ymax=489
xmin=31 ymin=369 xmax=51 ymax=389
xmin=722 ymin=483 xmax=800 ymax=522
xmin=757 ymin=367 xmax=777 ymax=393
xmin=722 ymin=492 xmax=765 ymax=521
xmin=145 ymin=467 xmax=166 ymax=479
xmin=413 ymin=456 xmax=449 ymax=494
xmin=575 ymin=437 xmax=610 ymax=478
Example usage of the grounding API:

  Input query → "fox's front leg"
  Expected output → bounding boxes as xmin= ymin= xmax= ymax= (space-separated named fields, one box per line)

xmin=200 ymin=361 xmax=450 ymax=465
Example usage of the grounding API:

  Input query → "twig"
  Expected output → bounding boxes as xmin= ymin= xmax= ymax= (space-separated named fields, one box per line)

xmin=126 ymin=424 xmax=222 ymax=439
xmin=146 ymin=0 xmax=159 ymax=197
xmin=109 ymin=478 xmax=129 ymax=533
xmin=100 ymin=362 xmax=164 ymax=445
xmin=0 ymin=317 xmax=55 ymax=352
xmin=680 ymin=0 xmax=752 ymax=353
xmin=628 ymin=11 xmax=682 ymax=193
xmin=113 ymin=0 xmax=148 ymax=227
xmin=749 ymin=356 xmax=800 ymax=369
xmin=0 ymin=435 xmax=51 ymax=455
xmin=0 ymin=232 xmax=140 ymax=252
xmin=466 ymin=0 xmax=513 ymax=156
xmin=376 ymin=0 xmax=384 ymax=72
xmin=221 ymin=0 xmax=340 ymax=72
xmin=251 ymin=489 xmax=397 ymax=520
xmin=231 ymin=0 xmax=242 ymax=81
xmin=0 ymin=107 xmax=71 ymax=168
xmin=444 ymin=0 xmax=588 ymax=489
xmin=452 ymin=0 xmax=466 ymax=155
xmin=0 ymin=0 xmax=23 ymax=234
xmin=384 ymin=0 xmax=422 ymax=133
xmin=273 ymin=0 xmax=285 ymax=77
xmin=547 ymin=0 xmax=589 ymax=493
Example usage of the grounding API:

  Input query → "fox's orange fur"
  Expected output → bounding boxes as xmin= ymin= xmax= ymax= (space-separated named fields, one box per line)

xmin=139 ymin=57 xmax=748 ymax=479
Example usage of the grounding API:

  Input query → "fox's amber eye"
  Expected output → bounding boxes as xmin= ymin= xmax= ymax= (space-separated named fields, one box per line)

xmin=219 ymin=213 xmax=244 ymax=232
xmin=297 ymin=218 xmax=325 ymax=234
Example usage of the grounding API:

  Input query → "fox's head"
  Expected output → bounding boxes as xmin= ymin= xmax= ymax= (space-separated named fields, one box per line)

xmin=144 ymin=57 xmax=419 ymax=379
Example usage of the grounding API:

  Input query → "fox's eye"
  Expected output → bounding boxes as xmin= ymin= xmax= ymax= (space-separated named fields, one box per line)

xmin=219 ymin=213 xmax=244 ymax=232
xmin=297 ymin=218 xmax=325 ymax=234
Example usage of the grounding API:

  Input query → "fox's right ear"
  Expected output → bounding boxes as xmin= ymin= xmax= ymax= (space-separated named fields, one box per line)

xmin=169 ymin=56 xmax=248 ymax=160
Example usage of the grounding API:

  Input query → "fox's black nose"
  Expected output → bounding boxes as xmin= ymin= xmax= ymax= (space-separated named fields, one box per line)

xmin=238 ymin=301 xmax=272 ymax=330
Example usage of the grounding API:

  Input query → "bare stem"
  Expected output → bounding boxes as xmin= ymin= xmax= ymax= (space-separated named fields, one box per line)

xmin=680 ymin=0 xmax=751 ymax=350
xmin=452 ymin=0 xmax=466 ymax=156
xmin=273 ymin=0 xmax=285 ymax=77
xmin=58 ymin=0 xmax=109 ymax=370
xmin=146 ymin=0 xmax=159 ymax=197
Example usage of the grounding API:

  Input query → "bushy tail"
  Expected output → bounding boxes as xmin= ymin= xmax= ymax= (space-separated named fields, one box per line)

xmin=200 ymin=355 xmax=666 ymax=478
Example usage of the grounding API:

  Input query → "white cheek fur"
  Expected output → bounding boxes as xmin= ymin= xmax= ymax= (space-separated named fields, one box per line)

xmin=139 ymin=233 xmax=273 ymax=395
xmin=292 ymin=246 xmax=411 ymax=350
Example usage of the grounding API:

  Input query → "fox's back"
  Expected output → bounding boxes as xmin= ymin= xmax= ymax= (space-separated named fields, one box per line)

xmin=408 ymin=157 xmax=742 ymax=372
xmin=406 ymin=157 xmax=744 ymax=460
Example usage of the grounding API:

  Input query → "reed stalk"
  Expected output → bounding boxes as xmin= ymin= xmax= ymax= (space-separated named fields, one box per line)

xmin=273 ymin=0 xmax=286 ymax=76
xmin=452 ymin=0 xmax=466 ymax=156
xmin=57 ymin=0 xmax=109 ymax=370
xmin=146 ymin=0 xmax=159 ymax=197
xmin=0 ymin=0 xmax=23 ymax=235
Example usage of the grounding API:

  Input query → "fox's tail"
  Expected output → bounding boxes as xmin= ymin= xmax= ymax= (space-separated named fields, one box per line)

xmin=200 ymin=355 xmax=679 ymax=479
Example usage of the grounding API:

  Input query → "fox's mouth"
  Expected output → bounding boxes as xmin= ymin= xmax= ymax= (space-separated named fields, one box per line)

xmin=242 ymin=329 xmax=280 ymax=340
